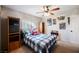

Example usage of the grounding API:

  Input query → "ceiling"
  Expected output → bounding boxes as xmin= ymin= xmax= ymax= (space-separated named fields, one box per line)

xmin=5 ymin=5 xmax=79 ymax=17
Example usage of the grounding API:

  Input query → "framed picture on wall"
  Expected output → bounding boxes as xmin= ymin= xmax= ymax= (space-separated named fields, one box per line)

xmin=58 ymin=16 xmax=65 ymax=20
xmin=68 ymin=17 xmax=70 ymax=25
xmin=53 ymin=19 xmax=56 ymax=25
xmin=59 ymin=23 xmax=66 ymax=30
xmin=47 ymin=18 xmax=52 ymax=26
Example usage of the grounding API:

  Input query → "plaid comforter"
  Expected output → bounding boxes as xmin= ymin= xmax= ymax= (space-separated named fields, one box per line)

xmin=24 ymin=34 xmax=57 ymax=53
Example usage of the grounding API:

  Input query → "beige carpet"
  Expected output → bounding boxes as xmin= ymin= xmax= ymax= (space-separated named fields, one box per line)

xmin=11 ymin=41 xmax=79 ymax=53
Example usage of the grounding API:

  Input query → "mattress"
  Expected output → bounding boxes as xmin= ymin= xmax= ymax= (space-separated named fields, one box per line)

xmin=24 ymin=34 xmax=57 ymax=53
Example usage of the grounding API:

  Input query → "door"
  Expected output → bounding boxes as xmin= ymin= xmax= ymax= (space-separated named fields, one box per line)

xmin=42 ymin=22 xmax=45 ymax=33
xmin=69 ymin=15 xmax=79 ymax=44
xmin=39 ymin=22 xmax=45 ymax=33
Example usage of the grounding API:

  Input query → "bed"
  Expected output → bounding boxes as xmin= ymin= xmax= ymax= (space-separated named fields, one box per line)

xmin=23 ymin=33 xmax=57 ymax=53
xmin=21 ymin=22 xmax=57 ymax=53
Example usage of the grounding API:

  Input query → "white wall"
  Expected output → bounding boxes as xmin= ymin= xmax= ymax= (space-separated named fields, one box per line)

xmin=1 ymin=6 xmax=42 ymax=30
xmin=41 ymin=7 xmax=79 ymax=44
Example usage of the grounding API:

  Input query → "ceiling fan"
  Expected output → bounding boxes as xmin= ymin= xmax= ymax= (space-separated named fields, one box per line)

xmin=36 ymin=5 xmax=60 ymax=16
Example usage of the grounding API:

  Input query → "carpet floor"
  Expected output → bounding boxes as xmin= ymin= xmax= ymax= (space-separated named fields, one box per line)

xmin=11 ymin=41 xmax=79 ymax=53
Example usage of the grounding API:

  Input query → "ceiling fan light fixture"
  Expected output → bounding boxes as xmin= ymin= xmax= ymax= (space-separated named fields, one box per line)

xmin=43 ymin=6 xmax=49 ymax=12
xmin=37 ymin=5 xmax=60 ymax=17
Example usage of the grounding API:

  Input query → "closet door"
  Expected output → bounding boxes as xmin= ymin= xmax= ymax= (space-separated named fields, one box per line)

xmin=69 ymin=15 xmax=79 ymax=44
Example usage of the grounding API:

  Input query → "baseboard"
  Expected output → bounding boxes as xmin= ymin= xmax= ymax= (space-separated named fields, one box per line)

xmin=57 ymin=40 xmax=79 ymax=49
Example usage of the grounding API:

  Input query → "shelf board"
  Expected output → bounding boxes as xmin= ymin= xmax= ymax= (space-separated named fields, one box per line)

xmin=8 ymin=32 xmax=20 ymax=35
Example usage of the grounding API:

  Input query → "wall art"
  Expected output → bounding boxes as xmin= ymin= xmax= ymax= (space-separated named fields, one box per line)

xmin=59 ymin=23 xmax=66 ymax=30
xmin=58 ymin=16 xmax=65 ymax=20
xmin=68 ymin=17 xmax=70 ymax=25
xmin=53 ymin=19 xmax=56 ymax=25
xmin=47 ymin=18 xmax=52 ymax=26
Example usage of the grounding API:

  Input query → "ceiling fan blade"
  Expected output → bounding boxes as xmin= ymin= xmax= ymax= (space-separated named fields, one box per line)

xmin=50 ymin=13 xmax=54 ymax=15
xmin=51 ymin=8 xmax=60 ymax=11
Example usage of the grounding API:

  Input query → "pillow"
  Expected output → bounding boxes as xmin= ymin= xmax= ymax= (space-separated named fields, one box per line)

xmin=32 ymin=28 xmax=39 ymax=35
xmin=32 ymin=31 xmax=39 ymax=35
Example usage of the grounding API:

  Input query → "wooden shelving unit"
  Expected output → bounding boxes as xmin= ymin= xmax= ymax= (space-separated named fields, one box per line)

xmin=1 ymin=16 xmax=20 ymax=52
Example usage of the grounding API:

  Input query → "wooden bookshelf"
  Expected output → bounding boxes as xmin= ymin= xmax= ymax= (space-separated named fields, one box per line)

xmin=1 ymin=16 xmax=20 ymax=52
xmin=8 ymin=32 xmax=20 ymax=35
